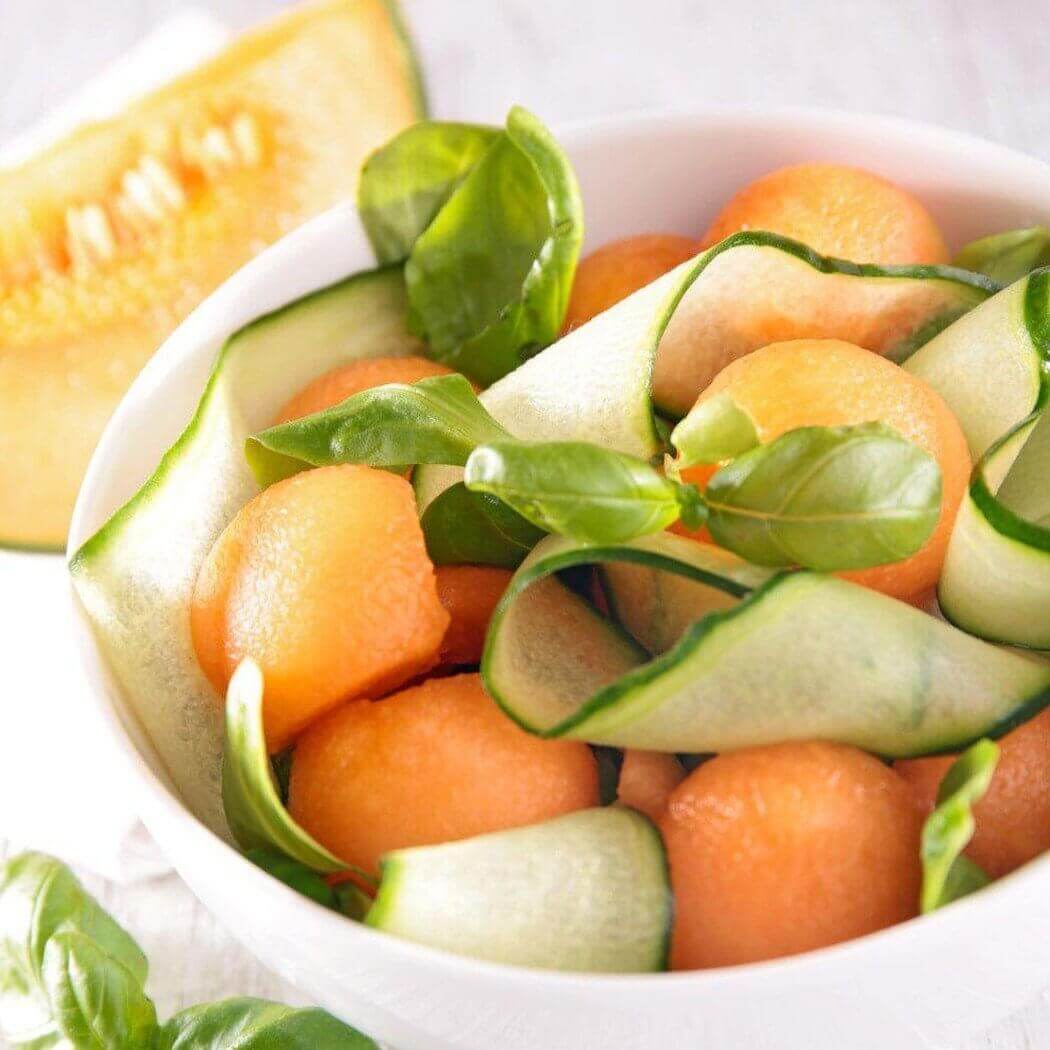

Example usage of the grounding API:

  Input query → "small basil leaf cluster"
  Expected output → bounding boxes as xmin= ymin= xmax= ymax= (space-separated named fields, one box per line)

xmin=0 ymin=852 xmax=376 ymax=1049
xmin=463 ymin=422 xmax=942 ymax=572
xmin=357 ymin=107 xmax=584 ymax=385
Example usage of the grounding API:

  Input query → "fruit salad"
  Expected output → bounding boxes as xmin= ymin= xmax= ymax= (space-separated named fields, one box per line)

xmin=71 ymin=107 xmax=1050 ymax=974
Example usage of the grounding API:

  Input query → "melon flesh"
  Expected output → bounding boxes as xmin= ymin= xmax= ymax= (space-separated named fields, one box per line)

xmin=0 ymin=0 xmax=424 ymax=548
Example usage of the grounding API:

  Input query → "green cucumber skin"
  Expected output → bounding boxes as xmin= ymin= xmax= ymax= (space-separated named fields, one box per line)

xmin=938 ymin=414 xmax=1050 ymax=649
xmin=367 ymin=808 xmax=672 ymax=973
xmin=1024 ymin=268 xmax=1050 ymax=413
xmin=70 ymin=266 xmax=409 ymax=573
xmin=484 ymin=540 xmax=1050 ymax=759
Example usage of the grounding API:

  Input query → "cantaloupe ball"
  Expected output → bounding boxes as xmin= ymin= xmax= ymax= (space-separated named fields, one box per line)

xmin=288 ymin=673 xmax=598 ymax=873
xmin=191 ymin=464 xmax=448 ymax=752
xmin=563 ymin=234 xmax=698 ymax=332
xmin=699 ymin=163 xmax=948 ymax=265
xmin=679 ymin=338 xmax=971 ymax=601
xmin=895 ymin=709 xmax=1050 ymax=878
xmin=660 ymin=741 xmax=923 ymax=969
xmin=616 ymin=750 xmax=686 ymax=822
xmin=434 ymin=564 xmax=513 ymax=667
xmin=273 ymin=355 xmax=458 ymax=424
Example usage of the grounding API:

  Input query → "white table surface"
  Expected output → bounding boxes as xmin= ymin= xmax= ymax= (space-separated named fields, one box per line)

xmin=3 ymin=1 xmax=1049 ymax=1046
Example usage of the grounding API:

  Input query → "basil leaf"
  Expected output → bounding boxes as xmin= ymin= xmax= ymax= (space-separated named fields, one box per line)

xmin=244 ymin=850 xmax=339 ymax=910
xmin=406 ymin=106 xmax=583 ymax=385
xmin=358 ymin=122 xmax=501 ymax=264
xmin=954 ymin=227 xmax=1050 ymax=285
xmin=246 ymin=375 xmax=506 ymax=486
xmin=670 ymin=392 xmax=760 ymax=472
xmin=242 ymin=851 xmax=370 ymax=922
xmin=421 ymin=481 xmax=545 ymax=568
xmin=464 ymin=441 xmax=685 ymax=544
xmin=0 ymin=852 xmax=148 ymax=1048
xmin=222 ymin=660 xmax=371 ymax=883
xmin=920 ymin=739 xmax=999 ymax=913
xmin=705 ymin=422 xmax=942 ymax=570
xmin=41 ymin=931 xmax=157 ymax=1049
xmin=154 ymin=998 xmax=377 ymax=1050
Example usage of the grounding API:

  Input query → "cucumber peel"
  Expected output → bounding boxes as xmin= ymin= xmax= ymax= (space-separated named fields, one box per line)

xmin=481 ymin=533 xmax=1050 ymax=756
xmin=938 ymin=411 xmax=1050 ymax=648
xmin=367 ymin=807 xmax=671 ymax=972
xmin=904 ymin=269 xmax=1050 ymax=459
xmin=70 ymin=267 xmax=422 ymax=835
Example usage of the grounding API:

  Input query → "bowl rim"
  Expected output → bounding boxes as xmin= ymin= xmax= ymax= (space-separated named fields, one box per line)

xmin=67 ymin=103 xmax=1050 ymax=995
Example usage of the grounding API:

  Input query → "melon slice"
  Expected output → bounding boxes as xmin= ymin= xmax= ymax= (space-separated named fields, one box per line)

xmin=0 ymin=0 xmax=425 ymax=549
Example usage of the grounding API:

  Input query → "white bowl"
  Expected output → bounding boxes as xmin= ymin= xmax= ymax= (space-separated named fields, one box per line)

xmin=69 ymin=108 xmax=1050 ymax=1050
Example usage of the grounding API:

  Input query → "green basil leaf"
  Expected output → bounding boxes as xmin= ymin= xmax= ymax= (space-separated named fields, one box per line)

xmin=244 ymin=850 xmax=339 ymax=910
xmin=669 ymin=392 xmax=760 ymax=473
xmin=954 ymin=227 xmax=1050 ymax=285
xmin=920 ymin=738 xmax=999 ymax=913
xmin=704 ymin=422 xmax=942 ymax=570
xmin=406 ymin=106 xmax=583 ymax=385
xmin=154 ymin=998 xmax=377 ymax=1050
xmin=464 ymin=440 xmax=683 ymax=544
xmin=358 ymin=122 xmax=501 ymax=264
xmin=0 ymin=852 xmax=148 ymax=1048
xmin=41 ymin=931 xmax=156 ymax=1049
xmin=421 ymin=481 xmax=545 ymax=568
xmin=222 ymin=660 xmax=371 ymax=883
xmin=246 ymin=375 xmax=506 ymax=486
xmin=242 ymin=850 xmax=370 ymax=922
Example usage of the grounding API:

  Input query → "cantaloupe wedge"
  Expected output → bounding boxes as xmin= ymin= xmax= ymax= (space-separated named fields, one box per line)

xmin=0 ymin=0 xmax=425 ymax=549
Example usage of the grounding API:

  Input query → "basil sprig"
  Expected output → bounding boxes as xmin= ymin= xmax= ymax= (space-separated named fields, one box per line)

xmin=920 ymin=739 xmax=999 ymax=913
xmin=464 ymin=440 xmax=706 ymax=544
xmin=247 ymin=374 xmax=507 ymax=486
xmin=0 ymin=853 xmax=376 ymax=1049
xmin=703 ymin=422 xmax=943 ymax=570
xmin=358 ymin=107 xmax=583 ymax=385
xmin=463 ymin=424 xmax=941 ymax=571
xmin=954 ymin=227 xmax=1050 ymax=285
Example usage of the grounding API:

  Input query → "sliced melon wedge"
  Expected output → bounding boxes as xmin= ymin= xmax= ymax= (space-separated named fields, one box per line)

xmin=71 ymin=267 xmax=422 ymax=835
xmin=938 ymin=411 xmax=1050 ymax=649
xmin=481 ymin=533 xmax=1050 ymax=757
xmin=415 ymin=232 xmax=995 ymax=561
xmin=904 ymin=270 xmax=1050 ymax=459
xmin=367 ymin=807 xmax=671 ymax=972
xmin=1 ymin=0 xmax=425 ymax=549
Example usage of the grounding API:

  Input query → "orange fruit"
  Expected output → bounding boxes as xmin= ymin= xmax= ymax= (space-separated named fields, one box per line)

xmin=616 ymin=750 xmax=686 ymax=822
xmin=896 ymin=709 xmax=1050 ymax=878
xmin=190 ymin=464 xmax=448 ymax=751
xmin=273 ymin=355 xmax=457 ymax=424
xmin=660 ymin=741 xmax=923 ymax=969
xmin=679 ymin=338 xmax=971 ymax=601
xmin=699 ymin=163 xmax=948 ymax=264
xmin=288 ymin=673 xmax=598 ymax=873
xmin=563 ymin=233 xmax=698 ymax=332
xmin=434 ymin=564 xmax=513 ymax=667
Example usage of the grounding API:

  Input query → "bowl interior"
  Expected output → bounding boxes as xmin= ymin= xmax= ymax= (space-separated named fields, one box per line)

xmin=68 ymin=108 xmax=1050 ymax=1050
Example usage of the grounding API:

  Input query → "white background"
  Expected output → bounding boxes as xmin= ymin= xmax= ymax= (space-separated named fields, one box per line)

xmin=2 ymin=1 xmax=1048 ymax=1047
